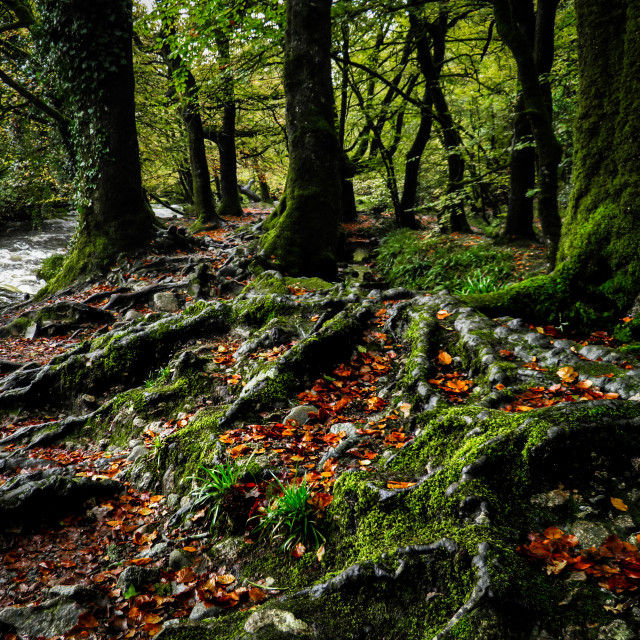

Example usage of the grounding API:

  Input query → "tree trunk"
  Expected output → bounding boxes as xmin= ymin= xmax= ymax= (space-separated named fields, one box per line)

xmin=398 ymin=87 xmax=432 ymax=230
xmin=38 ymin=0 xmax=157 ymax=289
xmin=215 ymin=31 xmax=244 ymax=219
xmin=470 ymin=0 xmax=640 ymax=326
xmin=502 ymin=94 xmax=536 ymax=239
xmin=260 ymin=0 xmax=341 ymax=279
xmin=556 ymin=0 xmax=640 ymax=295
xmin=492 ymin=0 xmax=562 ymax=266
xmin=161 ymin=30 xmax=219 ymax=226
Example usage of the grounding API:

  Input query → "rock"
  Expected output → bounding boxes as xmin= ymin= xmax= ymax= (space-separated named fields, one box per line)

xmin=168 ymin=549 xmax=194 ymax=571
xmin=188 ymin=601 xmax=223 ymax=622
xmin=330 ymin=422 xmax=358 ymax=438
xmin=568 ymin=522 xmax=610 ymax=548
xmin=24 ymin=322 xmax=38 ymax=339
xmin=117 ymin=565 xmax=161 ymax=593
xmin=0 ymin=596 xmax=87 ymax=637
xmin=209 ymin=536 xmax=245 ymax=564
xmin=243 ymin=608 xmax=310 ymax=635
xmin=127 ymin=445 xmax=149 ymax=462
xmin=125 ymin=309 xmax=143 ymax=321
xmin=146 ymin=541 xmax=171 ymax=558
xmin=153 ymin=292 xmax=180 ymax=312
xmin=284 ymin=405 xmax=316 ymax=425
xmin=598 ymin=619 xmax=630 ymax=639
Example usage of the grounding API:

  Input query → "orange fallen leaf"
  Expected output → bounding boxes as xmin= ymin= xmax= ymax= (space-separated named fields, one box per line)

xmin=217 ymin=574 xmax=236 ymax=585
xmin=437 ymin=310 xmax=451 ymax=319
xmin=291 ymin=542 xmax=306 ymax=558
xmin=316 ymin=544 xmax=325 ymax=563
xmin=437 ymin=351 xmax=452 ymax=365
xmin=611 ymin=498 xmax=628 ymax=512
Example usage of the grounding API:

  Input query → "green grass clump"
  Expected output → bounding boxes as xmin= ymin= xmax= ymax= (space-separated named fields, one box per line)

xmin=190 ymin=457 xmax=250 ymax=528
xmin=375 ymin=229 xmax=512 ymax=292
xmin=253 ymin=475 xmax=323 ymax=552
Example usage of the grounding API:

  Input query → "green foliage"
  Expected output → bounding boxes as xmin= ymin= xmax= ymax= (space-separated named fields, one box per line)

xmin=145 ymin=365 xmax=172 ymax=388
xmin=375 ymin=229 xmax=513 ymax=292
xmin=253 ymin=475 xmax=323 ymax=552
xmin=189 ymin=455 xmax=252 ymax=528
xmin=453 ymin=272 xmax=505 ymax=295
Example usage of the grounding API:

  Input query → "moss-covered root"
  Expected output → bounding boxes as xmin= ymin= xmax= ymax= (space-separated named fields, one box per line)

xmin=218 ymin=302 xmax=374 ymax=428
xmin=0 ymin=300 xmax=231 ymax=413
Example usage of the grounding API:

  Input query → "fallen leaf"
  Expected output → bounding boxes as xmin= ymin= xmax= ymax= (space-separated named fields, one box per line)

xmin=611 ymin=498 xmax=628 ymax=512
xmin=397 ymin=402 xmax=411 ymax=418
xmin=437 ymin=351 xmax=452 ymax=365
xmin=557 ymin=366 xmax=578 ymax=383
xmin=291 ymin=542 xmax=306 ymax=558
xmin=316 ymin=544 xmax=325 ymax=563
xmin=217 ymin=574 xmax=236 ymax=585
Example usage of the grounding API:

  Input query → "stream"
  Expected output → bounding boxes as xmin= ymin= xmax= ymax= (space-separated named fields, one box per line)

xmin=0 ymin=205 xmax=182 ymax=304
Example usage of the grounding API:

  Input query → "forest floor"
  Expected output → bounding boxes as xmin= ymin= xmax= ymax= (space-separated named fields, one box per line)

xmin=0 ymin=208 xmax=639 ymax=640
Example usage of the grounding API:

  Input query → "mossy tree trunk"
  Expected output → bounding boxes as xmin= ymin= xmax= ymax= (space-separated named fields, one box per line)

xmin=556 ymin=0 xmax=640 ymax=297
xmin=260 ymin=0 xmax=341 ymax=279
xmin=214 ymin=30 xmax=244 ymax=219
xmin=470 ymin=0 xmax=640 ymax=326
xmin=492 ymin=0 xmax=562 ymax=266
xmin=38 ymin=0 xmax=157 ymax=289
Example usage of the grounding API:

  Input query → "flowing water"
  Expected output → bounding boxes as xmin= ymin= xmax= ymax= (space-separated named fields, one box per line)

xmin=0 ymin=205 xmax=182 ymax=304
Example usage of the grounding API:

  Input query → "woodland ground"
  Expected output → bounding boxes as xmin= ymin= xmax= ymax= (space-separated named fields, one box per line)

xmin=0 ymin=209 xmax=639 ymax=640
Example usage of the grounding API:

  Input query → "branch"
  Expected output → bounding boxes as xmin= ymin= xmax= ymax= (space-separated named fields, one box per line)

xmin=0 ymin=67 xmax=69 ymax=125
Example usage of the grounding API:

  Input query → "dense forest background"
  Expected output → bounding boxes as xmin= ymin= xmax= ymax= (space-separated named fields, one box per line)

xmin=3 ymin=2 xmax=640 ymax=640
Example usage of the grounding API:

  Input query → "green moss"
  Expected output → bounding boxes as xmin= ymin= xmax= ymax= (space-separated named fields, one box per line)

xmin=37 ymin=253 xmax=66 ymax=282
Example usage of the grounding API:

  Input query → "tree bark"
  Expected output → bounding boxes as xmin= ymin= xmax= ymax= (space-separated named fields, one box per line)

xmin=492 ymin=0 xmax=562 ymax=265
xmin=471 ymin=0 xmax=640 ymax=326
xmin=260 ymin=0 xmax=341 ymax=279
xmin=37 ymin=0 xmax=157 ymax=288
xmin=215 ymin=31 xmax=244 ymax=219
xmin=502 ymin=93 xmax=536 ymax=239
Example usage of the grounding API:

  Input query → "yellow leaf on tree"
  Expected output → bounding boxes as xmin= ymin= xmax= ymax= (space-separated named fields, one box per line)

xmin=611 ymin=497 xmax=628 ymax=511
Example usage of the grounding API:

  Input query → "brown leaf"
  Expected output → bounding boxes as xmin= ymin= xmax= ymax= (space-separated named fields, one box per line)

xmin=249 ymin=587 xmax=267 ymax=603
xmin=216 ymin=574 xmax=236 ymax=585
xmin=291 ymin=542 xmax=306 ymax=558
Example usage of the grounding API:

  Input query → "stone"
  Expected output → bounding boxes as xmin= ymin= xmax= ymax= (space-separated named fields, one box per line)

xmin=597 ymin=620 xmax=630 ymax=640
xmin=0 ymin=597 xmax=86 ymax=637
xmin=127 ymin=445 xmax=149 ymax=462
xmin=209 ymin=536 xmax=245 ymax=564
xmin=117 ymin=565 xmax=161 ymax=593
xmin=124 ymin=309 xmax=143 ymax=321
xmin=284 ymin=405 xmax=316 ymax=425
xmin=329 ymin=422 xmax=358 ymax=438
xmin=153 ymin=292 xmax=180 ymax=312
xmin=48 ymin=584 xmax=107 ymax=606
xmin=569 ymin=522 xmax=610 ymax=548
xmin=168 ymin=549 xmax=194 ymax=571
xmin=243 ymin=608 xmax=310 ymax=635
xmin=189 ymin=601 xmax=223 ymax=621
xmin=24 ymin=322 xmax=38 ymax=339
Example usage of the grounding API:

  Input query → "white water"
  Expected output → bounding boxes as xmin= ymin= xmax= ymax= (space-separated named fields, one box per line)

xmin=0 ymin=205 xmax=182 ymax=302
